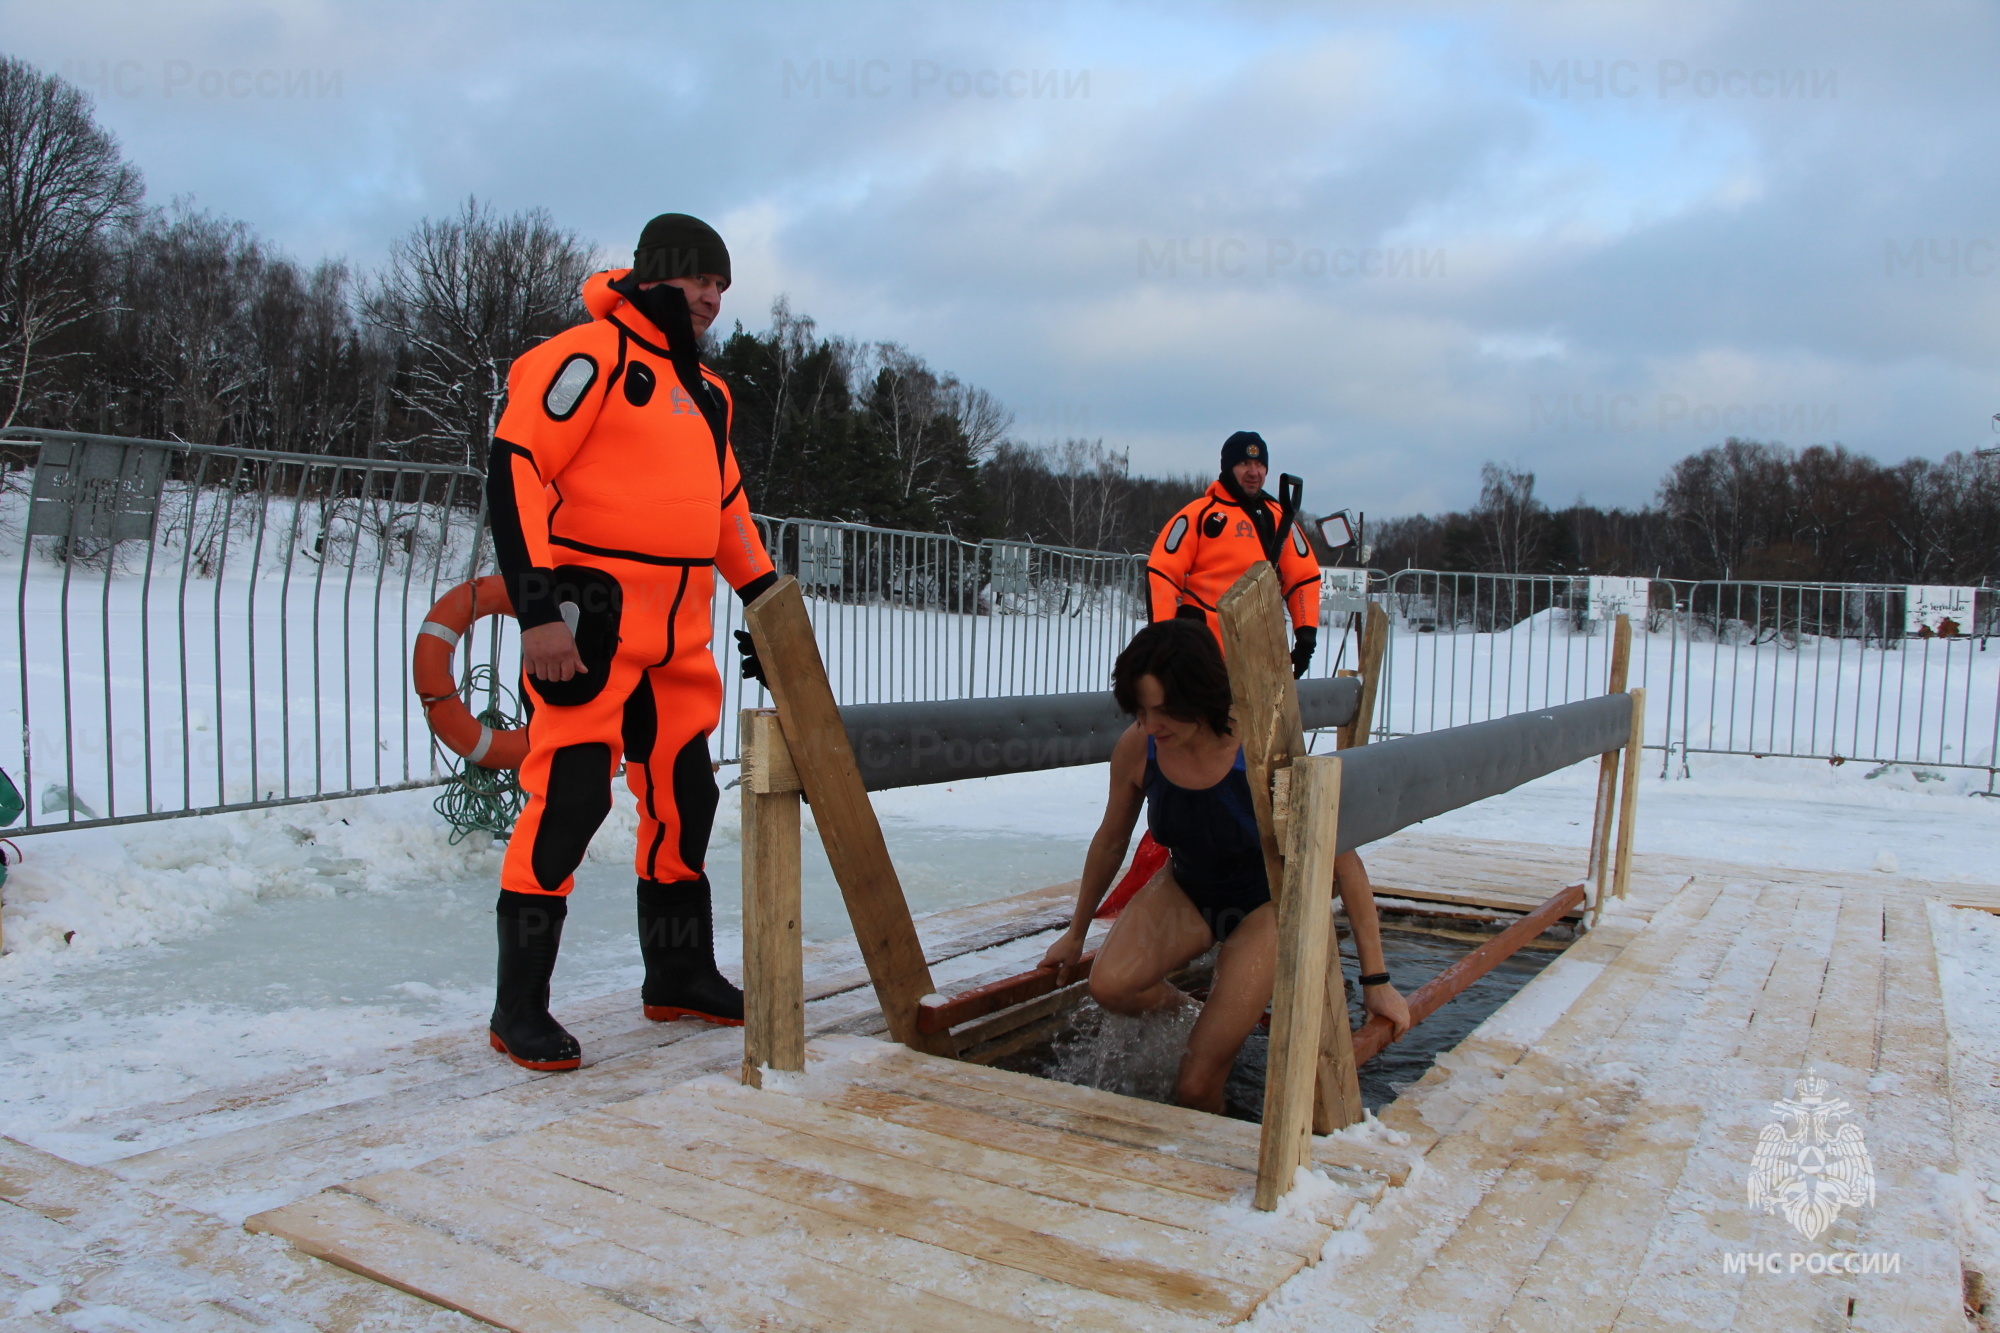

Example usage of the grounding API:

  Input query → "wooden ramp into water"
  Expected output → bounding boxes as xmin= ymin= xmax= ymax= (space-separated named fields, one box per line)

xmin=243 ymin=1034 xmax=1417 ymax=1331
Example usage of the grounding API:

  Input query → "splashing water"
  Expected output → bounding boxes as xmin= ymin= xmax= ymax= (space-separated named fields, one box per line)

xmin=1045 ymin=986 xmax=1203 ymax=1103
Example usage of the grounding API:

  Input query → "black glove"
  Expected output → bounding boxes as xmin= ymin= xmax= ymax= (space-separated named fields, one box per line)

xmin=734 ymin=629 xmax=767 ymax=685
xmin=1290 ymin=626 xmax=1317 ymax=679
xmin=1174 ymin=604 xmax=1207 ymax=624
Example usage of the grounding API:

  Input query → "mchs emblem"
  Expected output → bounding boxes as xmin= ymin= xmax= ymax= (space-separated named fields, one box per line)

xmin=1747 ymin=1070 xmax=1876 ymax=1242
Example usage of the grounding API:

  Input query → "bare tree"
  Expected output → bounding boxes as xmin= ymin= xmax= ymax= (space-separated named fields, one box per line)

xmin=0 ymin=57 xmax=141 ymax=427
xmin=1475 ymin=461 xmax=1540 ymax=573
xmin=365 ymin=197 xmax=597 ymax=466
xmin=118 ymin=204 xmax=266 ymax=446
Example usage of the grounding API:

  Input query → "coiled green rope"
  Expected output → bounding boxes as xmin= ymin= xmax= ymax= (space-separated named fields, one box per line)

xmin=433 ymin=664 xmax=527 ymax=844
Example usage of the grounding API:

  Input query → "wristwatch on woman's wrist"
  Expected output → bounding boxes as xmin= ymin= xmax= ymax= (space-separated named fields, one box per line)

xmin=1358 ymin=972 xmax=1391 ymax=988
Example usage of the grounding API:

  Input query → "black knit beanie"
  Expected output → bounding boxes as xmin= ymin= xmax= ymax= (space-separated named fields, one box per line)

xmin=1220 ymin=431 xmax=1269 ymax=471
xmin=633 ymin=213 xmax=730 ymax=288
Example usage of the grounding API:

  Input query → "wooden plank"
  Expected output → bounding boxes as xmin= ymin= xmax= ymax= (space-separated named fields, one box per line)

xmin=1586 ymin=613 xmax=1633 ymax=898
xmin=920 ymin=954 xmax=1095 ymax=1034
xmin=1311 ymin=951 xmax=1366 ymax=1134
xmin=1217 ymin=562 xmax=1364 ymax=1137
xmin=744 ymin=577 xmax=953 ymax=1057
xmin=1381 ymin=1080 xmax=1648 ymax=1330
xmin=505 ymin=1117 xmax=1218 ymax=1333
xmin=0 ymin=1135 xmax=471 ymax=1333
xmin=1494 ymin=1101 xmax=1705 ymax=1330
xmin=796 ymin=1079 xmax=1261 ymax=1204
xmin=689 ymin=1078 xmax=1337 ymax=1258
xmin=594 ymin=1101 xmax=1262 ymax=1318
xmin=820 ymin=1037 xmax=1415 ymax=1186
xmin=1364 ymin=880 xmax=1586 ymax=920
xmin=351 ymin=1160 xmax=1030 ymax=1333
xmin=1257 ymin=753 xmax=1340 ymax=1209
xmin=948 ymin=977 xmax=1091 ymax=1049
xmin=739 ymin=709 xmax=804 ymax=1087
xmin=615 ymin=1085 xmax=1295 ymax=1301
xmin=247 ymin=1188 xmax=683 ymax=1332
xmin=1216 ymin=561 xmax=1305 ymax=904
xmin=1338 ymin=600 xmax=1389 ymax=749
xmin=1612 ymin=687 xmax=1646 ymax=901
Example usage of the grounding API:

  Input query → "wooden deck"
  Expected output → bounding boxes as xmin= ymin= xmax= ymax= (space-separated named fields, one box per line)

xmin=3 ymin=831 xmax=1992 ymax=1329
xmin=245 ymin=1035 xmax=1418 ymax=1330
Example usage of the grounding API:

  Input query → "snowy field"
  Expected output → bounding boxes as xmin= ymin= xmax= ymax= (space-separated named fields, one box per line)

xmin=1381 ymin=608 xmax=2000 ymax=775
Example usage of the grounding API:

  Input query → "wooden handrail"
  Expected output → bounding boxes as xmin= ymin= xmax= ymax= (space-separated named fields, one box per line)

xmin=916 ymin=950 xmax=1098 ymax=1034
xmin=1348 ymin=880 xmax=1586 ymax=1066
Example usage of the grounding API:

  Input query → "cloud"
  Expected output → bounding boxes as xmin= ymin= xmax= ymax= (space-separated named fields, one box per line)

xmin=2 ymin=0 xmax=1994 ymax=515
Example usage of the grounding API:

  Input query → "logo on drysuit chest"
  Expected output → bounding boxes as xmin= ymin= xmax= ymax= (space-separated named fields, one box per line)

xmin=622 ymin=362 xmax=710 ymax=417
xmin=1236 ymin=520 xmax=1253 ymax=538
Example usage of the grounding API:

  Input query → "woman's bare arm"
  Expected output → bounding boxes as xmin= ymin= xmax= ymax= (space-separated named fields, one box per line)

xmin=1041 ymin=724 xmax=1148 ymax=979
xmin=1335 ymin=850 xmax=1412 ymax=1036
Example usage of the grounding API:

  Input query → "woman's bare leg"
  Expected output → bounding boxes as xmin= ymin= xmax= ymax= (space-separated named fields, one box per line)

xmin=1175 ymin=903 xmax=1278 ymax=1112
xmin=1090 ymin=867 xmax=1215 ymax=1015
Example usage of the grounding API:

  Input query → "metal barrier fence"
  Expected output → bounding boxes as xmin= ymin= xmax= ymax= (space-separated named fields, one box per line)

xmin=0 ymin=429 xmax=1163 ymax=833
xmin=1375 ymin=570 xmax=2000 ymax=787
xmin=13 ymin=425 xmax=1985 ymax=836
xmin=0 ymin=428 xmax=493 ymax=832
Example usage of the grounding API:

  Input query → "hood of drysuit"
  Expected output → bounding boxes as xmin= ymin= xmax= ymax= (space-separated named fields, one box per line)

xmin=582 ymin=267 xmax=641 ymax=324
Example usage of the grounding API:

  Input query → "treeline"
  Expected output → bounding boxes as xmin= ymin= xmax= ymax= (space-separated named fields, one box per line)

xmin=1373 ymin=445 xmax=2000 ymax=584
xmin=0 ymin=56 xmax=1206 ymax=550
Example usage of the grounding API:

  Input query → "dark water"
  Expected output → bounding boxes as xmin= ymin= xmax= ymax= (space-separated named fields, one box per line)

xmin=998 ymin=924 xmax=1559 ymax=1120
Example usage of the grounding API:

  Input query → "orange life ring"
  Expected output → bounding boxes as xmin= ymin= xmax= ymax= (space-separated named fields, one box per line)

xmin=414 ymin=576 xmax=529 ymax=771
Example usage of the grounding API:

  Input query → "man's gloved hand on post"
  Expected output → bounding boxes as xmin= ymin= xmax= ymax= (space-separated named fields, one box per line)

xmin=733 ymin=629 xmax=766 ymax=685
xmin=1291 ymin=626 xmax=1317 ymax=679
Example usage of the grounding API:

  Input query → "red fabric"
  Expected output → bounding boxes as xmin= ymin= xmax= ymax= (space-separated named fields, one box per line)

xmin=1094 ymin=832 xmax=1167 ymax=919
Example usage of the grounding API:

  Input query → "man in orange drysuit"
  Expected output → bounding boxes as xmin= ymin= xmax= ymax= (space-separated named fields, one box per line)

xmin=483 ymin=213 xmax=778 ymax=1070
xmin=1141 ymin=432 xmax=1414 ymax=1034
xmin=1148 ymin=431 xmax=1320 ymax=676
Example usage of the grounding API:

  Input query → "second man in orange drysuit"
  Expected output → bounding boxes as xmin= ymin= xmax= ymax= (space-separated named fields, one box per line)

xmin=484 ymin=213 xmax=778 ymax=1071
xmin=1147 ymin=431 xmax=1320 ymax=676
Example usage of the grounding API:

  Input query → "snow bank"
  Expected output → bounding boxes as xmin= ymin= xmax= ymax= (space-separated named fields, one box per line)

xmin=0 ymin=790 xmax=504 ymax=967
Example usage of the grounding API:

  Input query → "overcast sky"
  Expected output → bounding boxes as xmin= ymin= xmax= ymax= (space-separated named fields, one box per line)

xmin=1 ymin=0 xmax=1995 ymax=518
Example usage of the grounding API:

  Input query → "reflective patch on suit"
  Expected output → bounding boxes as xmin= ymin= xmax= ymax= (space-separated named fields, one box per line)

xmin=1202 ymin=511 xmax=1227 ymax=539
xmin=543 ymin=354 xmax=598 ymax=421
xmin=1293 ymin=526 xmax=1310 ymax=556
xmin=1163 ymin=515 xmax=1188 ymax=553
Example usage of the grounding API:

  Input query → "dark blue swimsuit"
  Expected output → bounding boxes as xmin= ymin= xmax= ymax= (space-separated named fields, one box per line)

xmin=1143 ymin=737 xmax=1270 ymax=941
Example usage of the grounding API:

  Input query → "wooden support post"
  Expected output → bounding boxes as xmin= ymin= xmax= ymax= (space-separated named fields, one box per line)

xmin=1612 ymin=687 xmax=1646 ymax=901
xmin=743 ymin=578 xmax=955 ymax=1057
xmin=1585 ymin=614 xmax=1632 ymax=924
xmin=739 ymin=709 xmax=804 ymax=1088
xmin=1311 ymin=934 xmax=1366 ymax=1133
xmin=1218 ymin=563 xmax=1305 ymax=899
xmin=1219 ymin=565 xmax=1363 ymax=1134
xmin=1255 ymin=753 xmax=1342 ymax=1211
xmin=1338 ymin=601 xmax=1389 ymax=750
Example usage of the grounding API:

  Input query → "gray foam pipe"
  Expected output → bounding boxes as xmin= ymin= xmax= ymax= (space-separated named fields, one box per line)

xmin=1333 ymin=693 xmax=1633 ymax=853
xmin=843 ymin=676 xmax=1361 ymax=792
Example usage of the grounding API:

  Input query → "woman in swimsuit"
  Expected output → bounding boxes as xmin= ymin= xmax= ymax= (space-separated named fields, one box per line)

xmin=1039 ymin=620 xmax=1412 ymax=1113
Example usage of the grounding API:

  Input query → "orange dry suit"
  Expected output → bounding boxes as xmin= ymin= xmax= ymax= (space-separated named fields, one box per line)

xmin=1147 ymin=479 xmax=1320 ymax=640
xmin=487 ymin=269 xmax=774 ymax=898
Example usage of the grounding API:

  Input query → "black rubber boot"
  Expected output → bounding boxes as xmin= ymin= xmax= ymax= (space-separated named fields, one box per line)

xmin=638 ymin=874 xmax=743 ymax=1025
xmin=489 ymin=890 xmax=582 ymax=1070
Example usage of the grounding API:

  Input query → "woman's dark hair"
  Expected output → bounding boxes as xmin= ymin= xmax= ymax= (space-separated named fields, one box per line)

xmin=1111 ymin=621 xmax=1234 ymax=735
